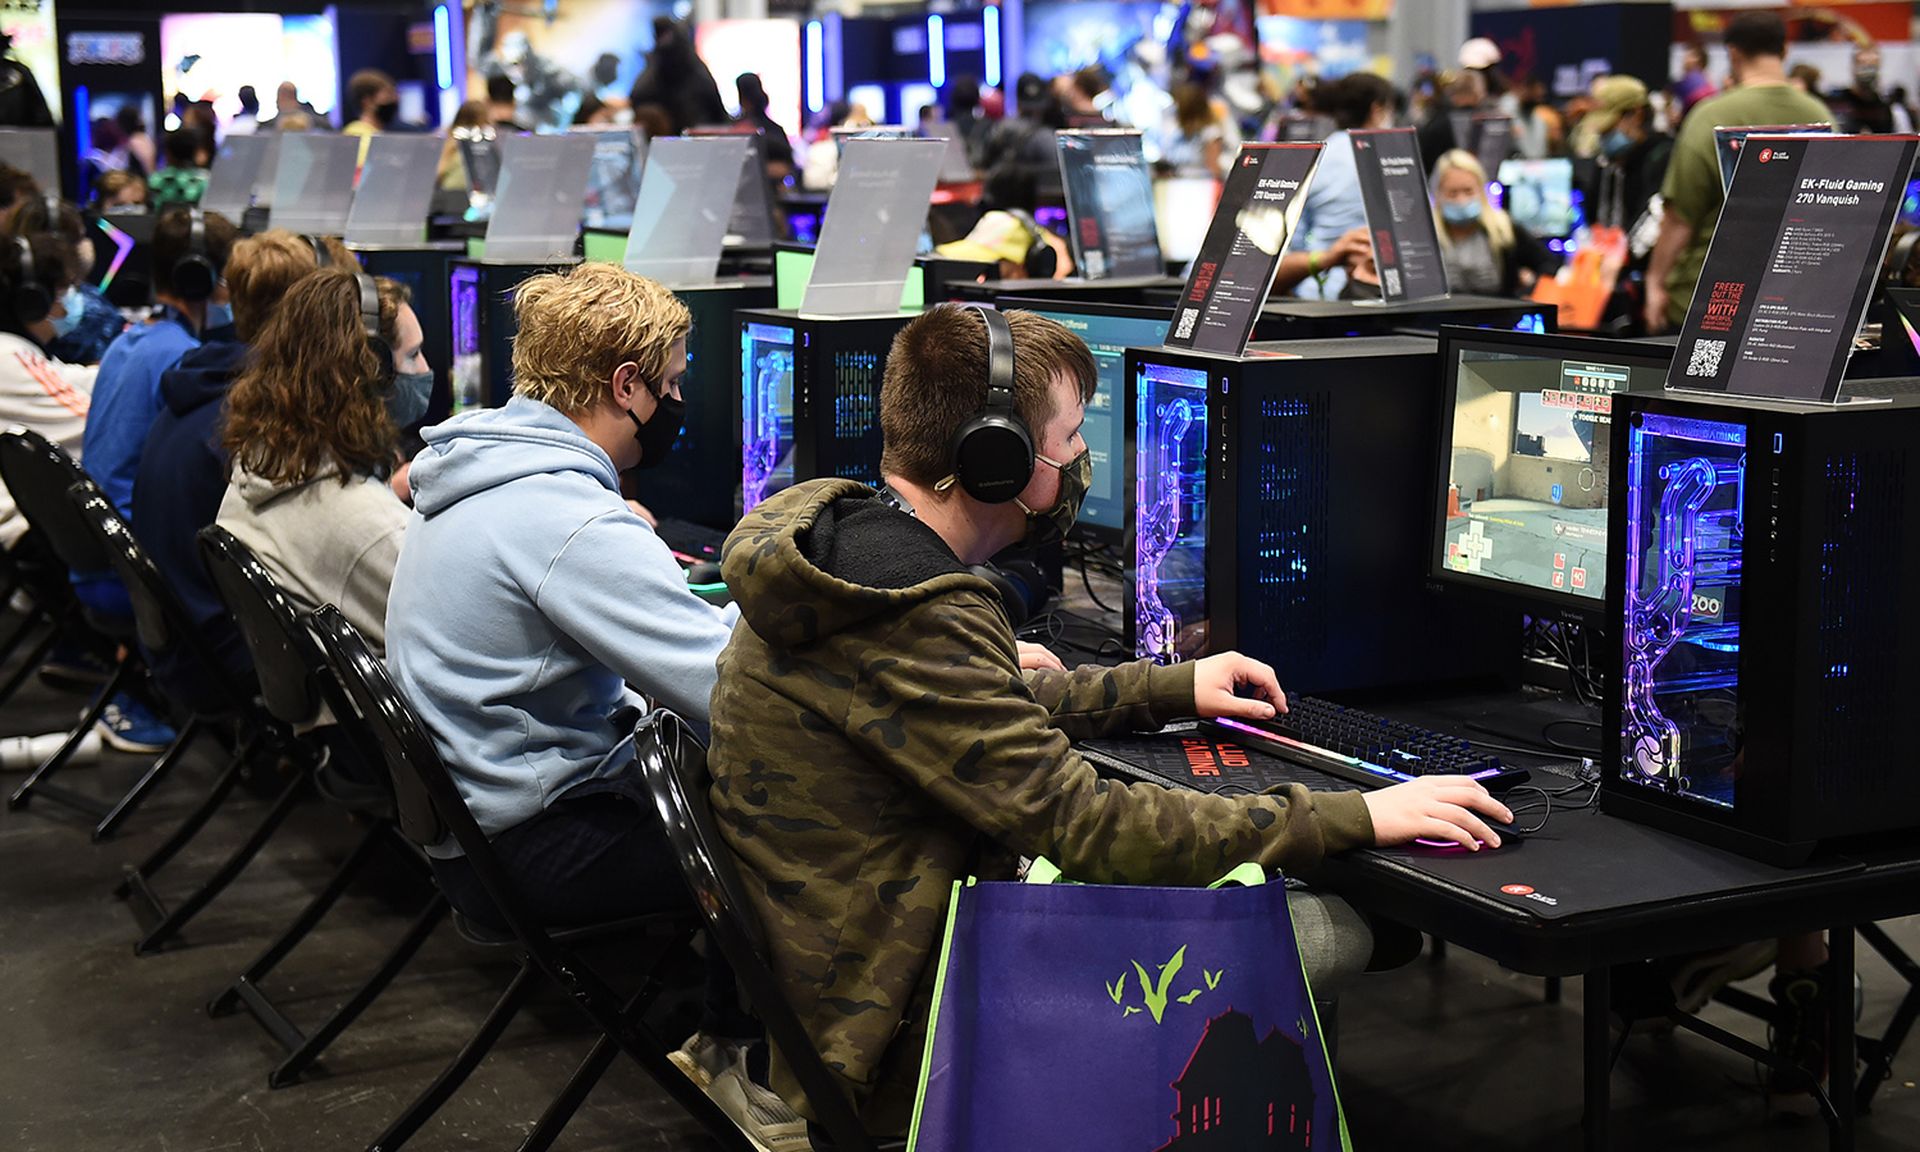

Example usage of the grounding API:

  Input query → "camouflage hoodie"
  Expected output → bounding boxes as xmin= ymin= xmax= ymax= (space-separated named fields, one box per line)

xmin=708 ymin=479 xmax=1374 ymax=1135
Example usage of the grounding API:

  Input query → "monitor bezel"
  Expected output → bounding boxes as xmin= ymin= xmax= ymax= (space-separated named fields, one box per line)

xmin=1430 ymin=325 xmax=1673 ymax=618
xmin=997 ymin=295 xmax=1172 ymax=551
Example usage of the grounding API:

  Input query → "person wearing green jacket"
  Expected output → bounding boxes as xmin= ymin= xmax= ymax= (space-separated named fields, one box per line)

xmin=706 ymin=303 xmax=1513 ymax=1137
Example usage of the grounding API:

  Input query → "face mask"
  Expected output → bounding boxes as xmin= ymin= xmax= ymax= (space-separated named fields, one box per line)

xmin=1602 ymin=129 xmax=1633 ymax=158
xmin=373 ymin=100 xmax=401 ymax=128
xmin=203 ymin=299 xmax=234 ymax=332
xmin=50 ymin=285 xmax=84 ymax=339
xmin=1013 ymin=449 xmax=1091 ymax=549
xmin=626 ymin=389 xmax=685 ymax=471
xmin=387 ymin=368 xmax=434 ymax=429
xmin=1441 ymin=199 xmax=1483 ymax=225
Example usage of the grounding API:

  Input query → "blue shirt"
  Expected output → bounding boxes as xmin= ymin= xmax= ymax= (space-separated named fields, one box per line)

xmin=48 ymin=283 xmax=125 ymax=366
xmin=1291 ymin=130 xmax=1366 ymax=300
xmin=81 ymin=309 xmax=198 ymax=519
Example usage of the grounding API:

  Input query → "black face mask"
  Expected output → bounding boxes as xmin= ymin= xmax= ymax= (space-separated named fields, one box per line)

xmin=373 ymin=99 xmax=400 ymax=128
xmin=626 ymin=390 xmax=685 ymax=471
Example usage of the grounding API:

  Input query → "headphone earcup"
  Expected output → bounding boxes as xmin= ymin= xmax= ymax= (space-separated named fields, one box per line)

xmin=173 ymin=254 xmax=216 ymax=302
xmin=951 ymin=412 xmax=1035 ymax=504
xmin=367 ymin=334 xmax=395 ymax=391
xmin=13 ymin=282 xmax=50 ymax=325
xmin=1026 ymin=237 xmax=1057 ymax=279
xmin=970 ymin=556 xmax=1050 ymax=629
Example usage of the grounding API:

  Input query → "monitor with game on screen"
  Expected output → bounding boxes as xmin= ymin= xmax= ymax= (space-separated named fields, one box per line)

xmin=1432 ymin=328 xmax=1671 ymax=615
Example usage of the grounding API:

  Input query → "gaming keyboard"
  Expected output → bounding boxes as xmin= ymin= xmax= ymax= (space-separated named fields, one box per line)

xmin=1207 ymin=696 xmax=1507 ymax=790
xmin=654 ymin=517 xmax=727 ymax=564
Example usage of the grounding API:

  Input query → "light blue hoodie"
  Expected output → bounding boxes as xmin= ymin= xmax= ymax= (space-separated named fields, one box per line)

xmin=386 ymin=396 xmax=739 ymax=851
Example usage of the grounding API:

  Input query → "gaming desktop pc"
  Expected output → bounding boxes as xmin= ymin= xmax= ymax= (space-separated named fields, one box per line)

xmin=448 ymin=259 xmax=579 ymax=410
xmin=739 ymin=308 xmax=919 ymax=512
xmin=1126 ymin=335 xmax=1507 ymax=695
xmin=1602 ymin=386 xmax=1920 ymax=863
xmin=948 ymin=275 xmax=1182 ymax=307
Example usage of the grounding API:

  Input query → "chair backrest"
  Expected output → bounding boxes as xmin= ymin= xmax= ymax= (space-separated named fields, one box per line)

xmin=66 ymin=482 xmax=251 ymax=711
xmin=304 ymin=603 xmax=466 ymax=872
xmin=196 ymin=526 xmax=327 ymax=728
xmin=633 ymin=708 xmax=877 ymax=1152
xmin=0 ymin=427 xmax=108 ymax=577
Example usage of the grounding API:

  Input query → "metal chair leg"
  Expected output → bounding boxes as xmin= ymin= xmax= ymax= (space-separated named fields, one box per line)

xmin=210 ymin=818 xmax=390 ymax=1019
xmin=132 ymin=767 xmax=308 ymax=955
xmin=8 ymin=655 xmax=132 ymax=811
xmin=93 ymin=715 xmax=205 ymax=841
xmin=115 ymin=730 xmax=259 ymax=901
xmin=268 ymin=892 xmax=450 ymax=1089
xmin=0 ymin=617 xmax=61 ymax=709
xmin=516 ymin=1035 xmax=619 ymax=1152
xmin=367 ymin=962 xmax=539 ymax=1152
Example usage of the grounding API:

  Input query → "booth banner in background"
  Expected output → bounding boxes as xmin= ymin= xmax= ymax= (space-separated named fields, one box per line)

xmin=909 ymin=862 xmax=1349 ymax=1152
xmin=0 ymin=0 xmax=59 ymax=125
xmin=160 ymin=14 xmax=337 ymax=132
xmin=466 ymin=0 xmax=670 ymax=134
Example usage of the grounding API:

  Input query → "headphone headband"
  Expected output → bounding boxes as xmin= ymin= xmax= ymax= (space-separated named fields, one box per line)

xmin=170 ymin=207 xmax=218 ymax=302
xmin=11 ymin=235 xmax=50 ymax=326
xmin=977 ymin=305 xmax=1015 ymax=422
xmin=353 ymin=270 xmax=395 ymax=392
xmin=309 ymin=234 xmax=332 ymax=268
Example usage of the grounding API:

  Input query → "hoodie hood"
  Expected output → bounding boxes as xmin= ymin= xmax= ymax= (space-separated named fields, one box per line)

xmin=161 ymin=339 xmax=249 ymax=415
xmin=409 ymin=395 xmax=621 ymax=517
xmin=721 ymin=478 xmax=997 ymax=648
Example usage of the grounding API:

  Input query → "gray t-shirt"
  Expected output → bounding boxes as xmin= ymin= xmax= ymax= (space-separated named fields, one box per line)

xmin=1445 ymin=229 xmax=1501 ymax=294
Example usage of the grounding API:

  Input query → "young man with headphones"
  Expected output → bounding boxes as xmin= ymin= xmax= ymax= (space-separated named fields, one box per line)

xmin=704 ymin=303 xmax=1515 ymax=1138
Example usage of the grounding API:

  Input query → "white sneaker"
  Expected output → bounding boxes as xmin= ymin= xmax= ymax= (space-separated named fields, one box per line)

xmin=669 ymin=1031 xmax=738 ymax=1089
xmin=706 ymin=1060 xmax=813 ymax=1152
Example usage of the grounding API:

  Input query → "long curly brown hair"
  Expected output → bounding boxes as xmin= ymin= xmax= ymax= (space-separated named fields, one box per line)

xmin=223 ymin=267 xmax=408 ymax=487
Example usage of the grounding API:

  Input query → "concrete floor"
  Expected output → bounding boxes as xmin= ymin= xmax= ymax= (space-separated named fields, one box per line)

xmin=1 ymin=667 xmax=1915 ymax=1151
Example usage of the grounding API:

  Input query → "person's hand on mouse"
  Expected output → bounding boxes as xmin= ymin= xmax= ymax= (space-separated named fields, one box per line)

xmin=1363 ymin=776 xmax=1514 ymax=851
xmin=1016 ymin=641 xmax=1066 ymax=672
xmin=1191 ymin=652 xmax=1288 ymax=720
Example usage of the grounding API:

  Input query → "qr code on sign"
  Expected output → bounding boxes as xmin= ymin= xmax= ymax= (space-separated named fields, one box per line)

xmin=1382 ymin=268 xmax=1402 ymax=296
xmin=1687 ymin=338 xmax=1726 ymax=378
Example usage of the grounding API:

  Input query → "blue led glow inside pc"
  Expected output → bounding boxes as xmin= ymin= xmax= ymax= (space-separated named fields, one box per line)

xmin=449 ymin=263 xmax=482 ymax=411
xmin=1602 ymin=386 xmax=1920 ymax=862
xmin=742 ymin=320 xmax=796 ymax=512
xmin=1134 ymin=360 xmax=1209 ymax=662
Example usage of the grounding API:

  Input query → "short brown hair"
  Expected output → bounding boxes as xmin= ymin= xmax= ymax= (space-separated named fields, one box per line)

xmin=1725 ymin=12 xmax=1787 ymax=60
xmin=348 ymin=68 xmax=395 ymax=113
xmin=151 ymin=205 xmax=237 ymax=299
xmin=879 ymin=305 xmax=1097 ymax=488
xmin=224 ymin=230 xmax=351 ymax=341
xmin=223 ymin=268 xmax=407 ymax=487
xmin=511 ymin=262 xmax=691 ymax=415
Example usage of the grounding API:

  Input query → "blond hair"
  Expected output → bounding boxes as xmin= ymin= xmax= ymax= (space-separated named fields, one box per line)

xmin=1431 ymin=149 xmax=1514 ymax=257
xmin=225 ymin=230 xmax=351 ymax=341
xmin=510 ymin=263 xmax=691 ymax=414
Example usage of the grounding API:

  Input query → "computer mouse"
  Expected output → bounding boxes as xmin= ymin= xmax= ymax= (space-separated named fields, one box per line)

xmin=1413 ymin=811 xmax=1525 ymax=851
xmin=686 ymin=561 xmax=725 ymax=587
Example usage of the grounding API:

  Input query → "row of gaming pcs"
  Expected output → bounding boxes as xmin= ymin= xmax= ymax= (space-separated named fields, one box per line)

xmin=81 ymin=201 xmax=1912 ymax=867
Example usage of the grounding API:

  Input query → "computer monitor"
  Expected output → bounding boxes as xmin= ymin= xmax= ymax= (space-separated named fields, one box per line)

xmin=1495 ymin=158 xmax=1578 ymax=240
xmin=1432 ymin=328 xmax=1671 ymax=615
xmin=1005 ymin=298 xmax=1169 ymax=544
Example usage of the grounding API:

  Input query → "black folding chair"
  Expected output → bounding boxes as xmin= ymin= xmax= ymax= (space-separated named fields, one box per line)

xmin=308 ymin=604 xmax=754 ymax=1152
xmin=197 ymin=526 xmax=450 ymax=1088
xmin=0 ymin=427 xmax=195 ymax=838
xmin=65 ymin=483 xmax=306 ymax=954
xmin=634 ymin=707 xmax=907 ymax=1152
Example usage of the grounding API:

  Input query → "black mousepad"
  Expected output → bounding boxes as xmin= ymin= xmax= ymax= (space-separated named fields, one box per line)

xmin=1081 ymin=728 xmax=1861 ymax=921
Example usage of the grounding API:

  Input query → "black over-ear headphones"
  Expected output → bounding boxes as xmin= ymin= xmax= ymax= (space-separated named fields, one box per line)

xmin=171 ymin=209 xmax=218 ymax=302
xmin=11 ymin=236 xmax=49 ymax=324
xmin=353 ymin=270 xmax=394 ymax=390
xmin=948 ymin=305 xmax=1034 ymax=503
xmin=1002 ymin=208 xmax=1058 ymax=279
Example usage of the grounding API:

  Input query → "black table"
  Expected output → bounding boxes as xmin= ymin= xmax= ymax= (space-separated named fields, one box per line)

xmin=1081 ymin=724 xmax=1920 ymax=1151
